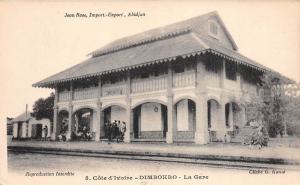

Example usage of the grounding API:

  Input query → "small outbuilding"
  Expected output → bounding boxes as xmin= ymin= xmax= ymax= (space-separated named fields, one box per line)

xmin=11 ymin=112 xmax=51 ymax=140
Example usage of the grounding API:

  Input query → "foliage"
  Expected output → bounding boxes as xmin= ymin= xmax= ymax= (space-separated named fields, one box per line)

xmin=244 ymin=72 xmax=300 ymax=138
xmin=31 ymin=92 xmax=55 ymax=122
xmin=284 ymin=95 xmax=300 ymax=136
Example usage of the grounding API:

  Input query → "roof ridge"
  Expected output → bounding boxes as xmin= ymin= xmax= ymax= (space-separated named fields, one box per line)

xmin=88 ymin=11 xmax=218 ymax=57
xmin=90 ymin=27 xmax=192 ymax=57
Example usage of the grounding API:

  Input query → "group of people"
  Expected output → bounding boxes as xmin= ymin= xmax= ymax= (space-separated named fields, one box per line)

xmin=73 ymin=125 xmax=93 ymax=141
xmin=105 ymin=120 xmax=126 ymax=143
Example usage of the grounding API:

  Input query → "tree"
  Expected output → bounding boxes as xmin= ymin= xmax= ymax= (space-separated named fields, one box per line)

xmin=283 ymin=83 xmax=300 ymax=136
xmin=31 ymin=92 xmax=55 ymax=122
xmin=245 ymin=72 xmax=300 ymax=138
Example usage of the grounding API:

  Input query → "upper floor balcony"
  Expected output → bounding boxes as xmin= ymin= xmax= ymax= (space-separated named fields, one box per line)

xmin=131 ymin=75 xmax=168 ymax=93
xmin=173 ymin=71 xmax=195 ymax=88
xmin=205 ymin=71 xmax=220 ymax=88
xmin=58 ymin=91 xmax=71 ymax=102
xmin=102 ymin=83 xmax=127 ymax=97
xmin=74 ymin=87 xmax=98 ymax=100
xmin=57 ymin=71 xmax=198 ymax=102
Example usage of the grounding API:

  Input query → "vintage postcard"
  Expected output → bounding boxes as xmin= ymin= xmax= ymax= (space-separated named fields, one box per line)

xmin=1 ymin=1 xmax=300 ymax=185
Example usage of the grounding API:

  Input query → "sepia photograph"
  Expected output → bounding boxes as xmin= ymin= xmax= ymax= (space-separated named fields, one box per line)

xmin=1 ymin=1 xmax=300 ymax=185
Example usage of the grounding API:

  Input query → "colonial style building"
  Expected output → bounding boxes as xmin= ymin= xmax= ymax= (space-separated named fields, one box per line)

xmin=33 ymin=11 xmax=284 ymax=144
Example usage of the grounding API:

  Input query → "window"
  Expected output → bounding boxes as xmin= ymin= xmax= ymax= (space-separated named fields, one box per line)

xmin=209 ymin=21 xmax=219 ymax=38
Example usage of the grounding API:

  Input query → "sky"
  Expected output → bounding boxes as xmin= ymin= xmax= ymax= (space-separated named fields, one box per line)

xmin=0 ymin=1 xmax=300 ymax=122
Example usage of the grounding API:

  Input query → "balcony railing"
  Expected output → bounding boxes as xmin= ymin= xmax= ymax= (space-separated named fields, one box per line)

xmin=131 ymin=76 xmax=167 ymax=93
xmin=102 ymin=83 xmax=127 ymax=97
xmin=205 ymin=72 xmax=220 ymax=88
xmin=58 ymin=91 xmax=71 ymax=102
xmin=73 ymin=87 xmax=98 ymax=100
xmin=173 ymin=71 xmax=195 ymax=88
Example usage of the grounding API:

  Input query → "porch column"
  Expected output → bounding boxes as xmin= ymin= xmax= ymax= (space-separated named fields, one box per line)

xmin=166 ymin=62 xmax=175 ymax=143
xmin=166 ymin=95 xmax=175 ymax=143
xmin=66 ymin=104 xmax=73 ymax=141
xmin=95 ymin=77 xmax=102 ymax=141
xmin=240 ymin=105 xmax=247 ymax=127
xmin=124 ymin=70 xmax=132 ymax=143
xmin=218 ymin=98 xmax=227 ymax=141
xmin=95 ymin=102 xmax=102 ymax=141
xmin=51 ymin=106 xmax=58 ymax=140
xmin=51 ymin=86 xmax=59 ymax=140
xmin=124 ymin=100 xmax=132 ymax=143
xmin=195 ymin=57 xmax=208 ymax=144
xmin=220 ymin=59 xmax=226 ymax=88
xmin=195 ymin=93 xmax=209 ymax=144
xmin=66 ymin=82 xmax=74 ymax=141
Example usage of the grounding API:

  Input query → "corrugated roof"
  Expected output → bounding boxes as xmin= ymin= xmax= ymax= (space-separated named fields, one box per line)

xmin=33 ymin=11 xmax=282 ymax=88
xmin=11 ymin=112 xmax=32 ymax=123
xmin=88 ymin=11 xmax=237 ymax=57
xmin=34 ymin=31 xmax=207 ymax=87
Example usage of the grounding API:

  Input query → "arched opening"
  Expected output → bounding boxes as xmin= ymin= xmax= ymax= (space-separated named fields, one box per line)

xmin=72 ymin=108 xmax=96 ymax=141
xmin=174 ymin=99 xmax=196 ymax=141
xmin=133 ymin=102 xmax=167 ymax=140
xmin=102 ymin=105 xmax=127 ymax=140
xmin=207 ymin=99 xmax=220 ymax=142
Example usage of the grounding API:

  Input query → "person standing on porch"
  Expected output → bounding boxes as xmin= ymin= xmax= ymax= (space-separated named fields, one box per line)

xmin=120 ymin=122 xmax=126 ymax=142
xmin=43 ymin=125 xmax=48 ymax=141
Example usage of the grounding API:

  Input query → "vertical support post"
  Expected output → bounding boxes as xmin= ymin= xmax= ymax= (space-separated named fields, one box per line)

xmin=195 ymin=94 xmax=208 ymax=144
xmin=52 ymin=106 xmax=58 ymax=140
xmin=66 ymin=81 xmax=73 ymax=141
xmin=220 ymin=59 xmax=226 ymax=88
xmin=124 ymin=70 xmax=132 ymax=143
xmin=95 ymin=77 xmax=102 ymax=141
xmin=70 ymin=81 xmax=74 ymax=101
xmin=240 ymin=105 xmax=247 ymax=127
xmin=124 ymin=100 xmax=132 ymax=143
xmin=195 ymin=57 xmax=208 ymax=144
xmin=166 ymin=95 xmax=175 ymax=143
xmin=166 ymin=62 xmax=175 ymax=143
xmin=67 ymin=104 xmax=73 ymax=141
xmin=96 ymin=102 xmax=102 ymax=141
xmin=217 ymin=98 xmax=226 ymax=141
xmin=237 ymin=72 xmax=241 ymax=91
xmin=51 ymin=86 xmax=59 ymax=140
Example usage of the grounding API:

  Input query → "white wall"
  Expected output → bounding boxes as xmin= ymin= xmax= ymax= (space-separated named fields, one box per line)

xmin=177 ymin=99 xmax=189 ymax=131
xmin=210 ymin=101 xmax=219 ymax=130
xmin=29 ymin=118 xmax=51 ymax=138
xmin=21 ymin=122 xmax=27 ymax=138
xmin=141 ymin=103 xmax=162 ymax=131
xmin=91 ymin=110 xmax=98 ymax=132
xmin=13 ymin=123 xmax=18 ymax=138
xmin=111 ymin=106 xmax=126 ymax=123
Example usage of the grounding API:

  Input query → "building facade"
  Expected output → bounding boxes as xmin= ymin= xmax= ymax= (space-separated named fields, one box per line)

xmin=33 ymin=11 xmax=278 ymax=144
xmin=11 ymin=112 xmax=51 ymax=140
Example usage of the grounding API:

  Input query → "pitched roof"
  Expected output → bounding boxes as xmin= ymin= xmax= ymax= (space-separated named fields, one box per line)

xmin=33 ymin=11 xmax=277 ymax=88
xmin=11 ymin=112 xmax=32 ymax=123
